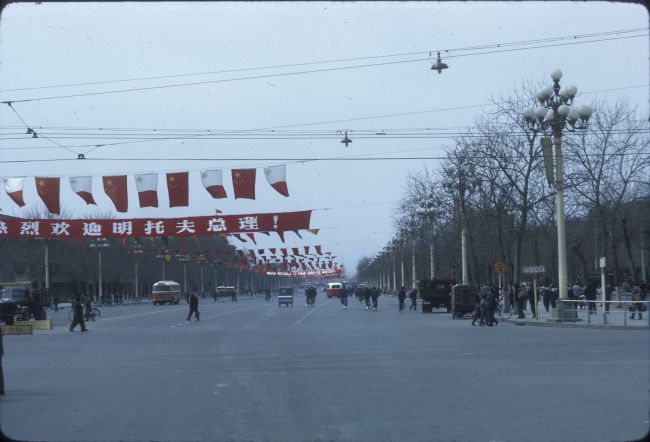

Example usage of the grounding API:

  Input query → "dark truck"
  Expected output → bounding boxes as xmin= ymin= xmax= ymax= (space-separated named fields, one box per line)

xmin=0 ymin=283 xmax=47 ymax=325
xmin=450 ymin=284 xmax=479 ymax=319
xmin=418 ymin=278 xmax=454 ymax=313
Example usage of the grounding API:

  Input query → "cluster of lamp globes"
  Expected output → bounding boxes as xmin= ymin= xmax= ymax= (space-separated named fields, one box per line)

xmin=522 ymin=69 xmax=592 ymax=128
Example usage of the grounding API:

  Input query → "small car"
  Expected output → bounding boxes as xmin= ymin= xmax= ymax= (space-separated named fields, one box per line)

xmin=277 ymin=287 xmax=294 ymax=307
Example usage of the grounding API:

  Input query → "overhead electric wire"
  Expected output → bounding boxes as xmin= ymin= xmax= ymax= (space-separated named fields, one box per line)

xmin=1 ymin=151 xmax=647 ymax=166
xmin=1 ymin=32 xmax=646 ymax=104
xmin=1 ymin=26 xmax=645 ymax=94
xmin=4 ymin=102 xmax=80 ymax=156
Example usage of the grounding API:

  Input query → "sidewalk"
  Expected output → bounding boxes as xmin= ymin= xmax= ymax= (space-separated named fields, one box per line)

xmin=500 ymin=303 xmax=650 ymax=330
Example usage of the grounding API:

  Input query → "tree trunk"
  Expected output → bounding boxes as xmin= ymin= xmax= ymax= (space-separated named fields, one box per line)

xmin=621 ymin=218 xmax=638 ymax=282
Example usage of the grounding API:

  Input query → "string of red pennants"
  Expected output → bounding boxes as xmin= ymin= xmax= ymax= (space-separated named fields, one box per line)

xmin=2 ymin=165 xmax=289 ymax=214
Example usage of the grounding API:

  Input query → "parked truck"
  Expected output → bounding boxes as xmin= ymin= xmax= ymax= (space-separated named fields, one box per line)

xmin=0 ymin=282 xmax=47 ymax=325
xmin=418 ymin=278 xmax=455 ymax=313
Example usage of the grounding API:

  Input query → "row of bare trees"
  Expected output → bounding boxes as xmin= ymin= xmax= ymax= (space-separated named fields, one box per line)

xmin=358 ymin=83 xmax=649 ymax=290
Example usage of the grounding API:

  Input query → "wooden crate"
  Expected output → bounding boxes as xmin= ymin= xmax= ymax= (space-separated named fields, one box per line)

xmin=32 ymin=319 xmax=53 ymax=330
xmin=1 ymin=323 xmax=33 ymax=335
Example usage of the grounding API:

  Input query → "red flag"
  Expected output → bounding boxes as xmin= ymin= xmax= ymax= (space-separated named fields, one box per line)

xmin=304 ymin=246 xmax=310 ymax=255
xmin=246 ymin=233 xmax=257 ymax=244
xmin=269 ymin=248 xmax=276 ymax=255
xmin=292 ymin=247 xmax=300 ymax=256
xmin=232 ymin=169 xmax=256 ymax=199
xmin=35 ymin=177 xmax=60 ymax=215
xmin=280 ymin=248 xmax=288 ymax=257
xmin=276 ymin=231 xmax=285 ymax=243
xmin=167 ymin=172 xmax=189 ymax=207
xmin=103 ymin=175 xmax=128 ymax=213
xmin=315 ymin=245 xmax=322 ymax=255
xmin=248 ymin=250 xmax=256 ymax=259
xmin=4 ymin=178 xmax=25 ymax=207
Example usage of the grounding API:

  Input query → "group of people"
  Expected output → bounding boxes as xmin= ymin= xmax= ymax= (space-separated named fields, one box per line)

xmin=471 ymin=285 xmax=500 ymax=326
xmin=351 ymin=286 xmax=381 ymax=311
xmin=304 ymin=287 xmax=317 ymax=306
xmin=396 ymin=287 xmax=418 ymax=313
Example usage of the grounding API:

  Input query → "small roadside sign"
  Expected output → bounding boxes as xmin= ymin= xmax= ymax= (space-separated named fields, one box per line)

xmin=522 ymin=265 xmax=545 ymax=274
xmin=493 ymin=261 xmax=506 ymax=273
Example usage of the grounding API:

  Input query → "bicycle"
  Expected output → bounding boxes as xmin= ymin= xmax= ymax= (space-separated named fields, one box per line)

xmin=68 ymin=306 xmax=101 ymax=322
xmin=496 ymin=298 xmax=512 ymax=319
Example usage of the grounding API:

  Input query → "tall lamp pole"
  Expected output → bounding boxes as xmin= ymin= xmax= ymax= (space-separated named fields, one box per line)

xmin=416 ymin=199 xmax=443 ymax=279
xmin=443 ymin=164 xmax=481 ymax=285
xmin=522 ymin=69 xmax=591 ymax=300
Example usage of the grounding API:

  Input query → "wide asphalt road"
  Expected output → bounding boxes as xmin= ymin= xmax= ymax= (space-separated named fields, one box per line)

xmin=1 ymin=293 xmax=648 ymax=442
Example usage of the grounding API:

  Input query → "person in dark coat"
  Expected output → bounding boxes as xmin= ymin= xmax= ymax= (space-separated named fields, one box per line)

xmin=542 ymin=286 xmax=551 ymax=313
xmin=515 ymin=284 xmax=526 ymax=319
xmin=69 ymin=297 xmax=87 ymax=332
xmin=397 ymin=286 xmax=406 ymax=313
xmin=584 ymin=281 xmax=597 ymax=314
xmin=187 ymin=292 xmax=200 ymax=321
xmin=340 ymin=286 xmax=349 ymax=308
xmin=363 ymin=287 xmax=371 ymax=310
xmin=486 ymin=286 xmax=499 ymax=326
xmin=409 ymin=287 xmax=418 ymax=311
xmin=370 ymin=287 xmax=379 ymax=311
xmin=0 ymin=328 xmax=5 ymax=395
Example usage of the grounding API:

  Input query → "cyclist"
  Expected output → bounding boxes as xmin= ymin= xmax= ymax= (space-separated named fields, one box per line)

xmin=83 ymin=296 xmax=93 ymax=321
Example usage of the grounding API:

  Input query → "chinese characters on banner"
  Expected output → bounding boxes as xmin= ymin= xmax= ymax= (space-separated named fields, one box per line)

xmin=0 ymin=210 xmax=311 ymax=239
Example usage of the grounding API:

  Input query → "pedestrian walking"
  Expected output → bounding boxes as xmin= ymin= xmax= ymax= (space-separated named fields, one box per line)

xmin=370 ymin=287 xmax=379 ymax=311
xmin=629 ymin=286 xmax=644 ymax=320
xmin=340 ymin=286 xmax=349 ymax=308
xmin=527 ymin=284 xmax=537 ymax=318
xmin=53 ymin=295 xmax=59 ymax=312
xmin=187 ymin=292 xmax=200 ymax=321
xmin=363 ymin=287 xmax=371 ymax=310
xmin=397 ymin=286 xmax=406 ymax=313
xmin=584 ymin=281 xmax=597 ymax=314
xmin=69 ymin=296 xmax=87 ymax=332
xmin=542 ymin=286 xmax=551 ymax=312
xmin=487 ymin=286 xmax=499 ymax=326
xmin=516 ymin=284 xmax=527 ymax=319
xmin=0 ymin=328 xmax=5 ymax=395
xmin=409 ymin=287 xmax=418 ymax=311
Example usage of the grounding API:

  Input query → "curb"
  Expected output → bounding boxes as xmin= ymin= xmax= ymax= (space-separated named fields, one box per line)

xmin=500 ymin=318 xmax=650 ymax=330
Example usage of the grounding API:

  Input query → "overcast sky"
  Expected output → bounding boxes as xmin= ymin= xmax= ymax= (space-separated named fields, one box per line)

xmin=0 ymin=1 xmax=648 ymax=275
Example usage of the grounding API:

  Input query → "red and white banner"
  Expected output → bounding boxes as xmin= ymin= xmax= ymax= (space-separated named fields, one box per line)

xmin=69 ymin=176 xmax=96 ymax=205
xmin=264 ymin=165 xmax=289 ymax=197
xmin=4 ymin=177 xmax=25 ymax=207
xmin=135 ymin=173 xmax=158 ymax=208
xmin=0 ymin=210 xmax=311 ymax=239
xmin=201 ymin=169 xmax=227 ymax=199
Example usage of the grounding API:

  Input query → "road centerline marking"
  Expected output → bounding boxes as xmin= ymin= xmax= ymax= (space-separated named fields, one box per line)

xmin=293 ymin=300 xmax=331 ymax=326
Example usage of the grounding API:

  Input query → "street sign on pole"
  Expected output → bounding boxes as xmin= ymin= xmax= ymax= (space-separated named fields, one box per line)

xmin=493 ymin=261 xmax=506 ymax=273
xmin=522 ymin=265 xmax=545 ymax=274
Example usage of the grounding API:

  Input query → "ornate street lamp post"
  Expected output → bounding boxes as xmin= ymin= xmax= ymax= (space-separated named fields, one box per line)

xmin=443 ymin=165 xmax=481 ymax=285
xmin=416 ymin=199 xmax=444 ymax=279
xmin=522 ymin=69 xmax=591 ymax=301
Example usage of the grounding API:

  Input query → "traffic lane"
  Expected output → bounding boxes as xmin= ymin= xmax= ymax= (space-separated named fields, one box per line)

xmin=1 ymin=295 xmax=649 ymax=442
